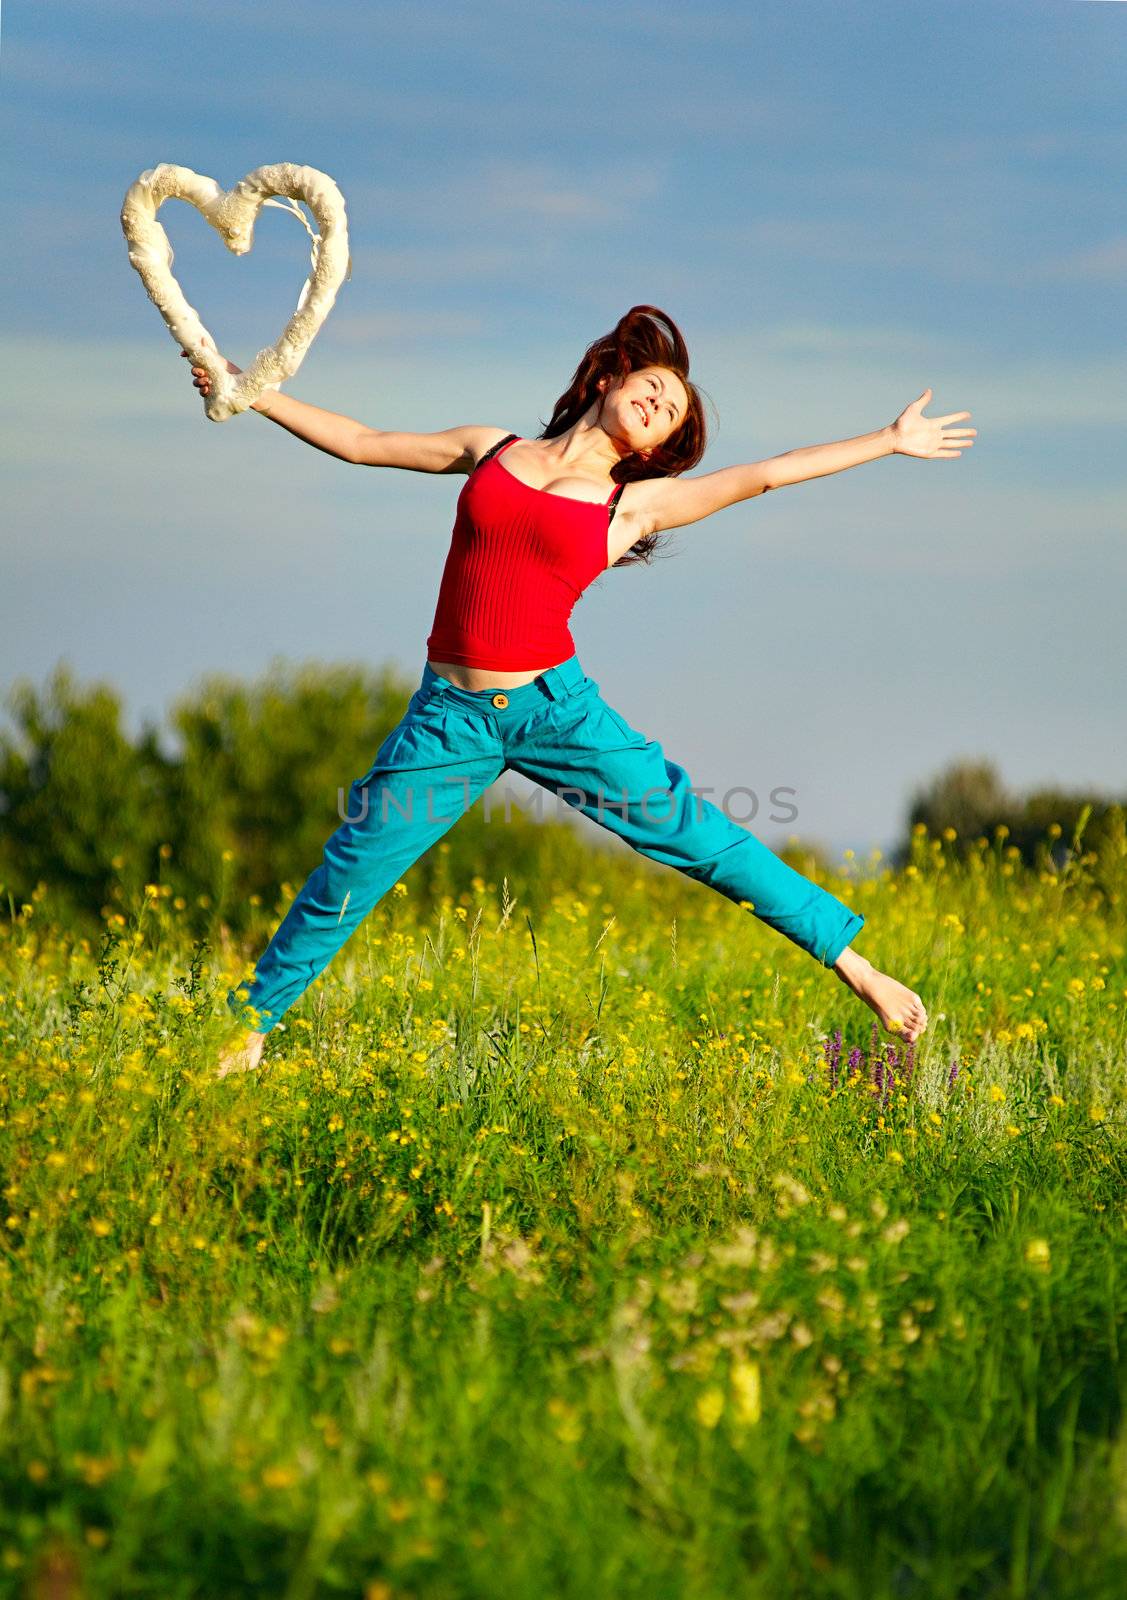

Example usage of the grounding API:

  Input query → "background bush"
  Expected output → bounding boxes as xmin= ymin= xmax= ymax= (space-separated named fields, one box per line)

xmin=3 ymin=662 xmax=1123 ymax=936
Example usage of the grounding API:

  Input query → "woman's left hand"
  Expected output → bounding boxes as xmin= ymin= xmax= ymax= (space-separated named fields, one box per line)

xmin=891 ymin=389 xmax=976 ymax=458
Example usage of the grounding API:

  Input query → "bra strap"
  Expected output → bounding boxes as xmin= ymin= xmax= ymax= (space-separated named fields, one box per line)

xmin=475 ymin=432 xmax=520 ymax=469
xmin=606 ymin=482 xmax=625 ymax=525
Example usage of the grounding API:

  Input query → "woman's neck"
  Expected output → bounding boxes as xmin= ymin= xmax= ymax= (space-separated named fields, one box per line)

xmin=539 ymin=410 xmax=630 ymax=475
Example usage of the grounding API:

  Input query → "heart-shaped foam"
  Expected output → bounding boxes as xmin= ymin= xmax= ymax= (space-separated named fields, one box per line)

xmin=120 ymin=162 xmax=351 ymax=421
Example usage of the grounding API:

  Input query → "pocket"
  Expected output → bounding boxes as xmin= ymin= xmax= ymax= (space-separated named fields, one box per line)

xmin=599 ymin=704 xmax=639 ymax=744
xmin=353 ymin=727 xmax=407 ymax=789
xmin=352 ymin=701 xmax=431 ymax=787
xmin=556 ymin=687 xmax=640 ymax=750
xmin=574 ymin=677 xmax=638 ymax=740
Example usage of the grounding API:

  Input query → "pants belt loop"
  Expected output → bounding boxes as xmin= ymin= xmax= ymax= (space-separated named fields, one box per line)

xmin=549 ymin=655 xmax=583 ymax=700
xmin=540 ymin=666 xmax=566 ymax=702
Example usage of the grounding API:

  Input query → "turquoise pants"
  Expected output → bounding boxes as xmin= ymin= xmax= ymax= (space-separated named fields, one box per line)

xmin=227 ymin=654 xmax=863 ymax=1032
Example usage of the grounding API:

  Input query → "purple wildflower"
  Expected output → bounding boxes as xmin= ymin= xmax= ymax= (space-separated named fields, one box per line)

xmin=884 ymin=1045 xmax=901 ymax=1106
xmin=947 ymin=1058 xmax=961 ymax=1091
xmin=904 ymin=1037 xmax=917 ymax=1087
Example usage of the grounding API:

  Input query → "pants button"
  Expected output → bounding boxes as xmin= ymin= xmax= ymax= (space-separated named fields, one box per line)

xmin=491 ymin=692 xmax=509 ymax=708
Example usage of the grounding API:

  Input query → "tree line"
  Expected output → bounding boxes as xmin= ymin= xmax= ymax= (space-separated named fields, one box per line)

xmin=2 ymin=661 xmax=1123 ymax=931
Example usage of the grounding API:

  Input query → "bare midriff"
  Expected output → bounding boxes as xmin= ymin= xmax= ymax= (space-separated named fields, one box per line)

xmin=426 ymin=659 xmax=552 ymax=692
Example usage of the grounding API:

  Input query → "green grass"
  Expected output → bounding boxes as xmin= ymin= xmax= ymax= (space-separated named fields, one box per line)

xmin=1 ymin=825 xmax=1125 ymax=1598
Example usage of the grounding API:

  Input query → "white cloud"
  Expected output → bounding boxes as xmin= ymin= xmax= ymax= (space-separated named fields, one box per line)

xmin=324 ymin=244 xmax=522 ymax=286
xmin=694 ymin=323 xmax=1126 ymax=433
xmin=323 ymin=310 xmax=487 ymax=343
xmin=345 ymin=157 xmax=665 ymax=230
xmin=750 ymin=478 xmax=1126 ymax=581
xmin=467 ymin=160 xmax=662 ymax=222
xmin=4 ymin=329 xmax=1125 ymax=591
xmin=753 ymin=322 xmax=936 ymax=358
xmin=1030 ymin=236 xmax=1127 ymax=282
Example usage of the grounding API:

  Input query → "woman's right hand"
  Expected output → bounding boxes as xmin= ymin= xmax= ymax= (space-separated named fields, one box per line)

xmin=180 ymin=334 xmax=242 ymax=397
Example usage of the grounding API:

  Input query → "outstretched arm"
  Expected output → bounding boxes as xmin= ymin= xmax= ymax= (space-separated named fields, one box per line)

xmin=182 ymin=343 xmax=365 ymax=463
xmin=183 ymin=342 xmax=504 ymax=472
xmin=627 ymin=388 xmax=975 ymax=536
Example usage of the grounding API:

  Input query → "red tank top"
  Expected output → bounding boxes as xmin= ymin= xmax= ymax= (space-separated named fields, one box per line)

xmin=425 ymin=434 xmax=625 ymax=669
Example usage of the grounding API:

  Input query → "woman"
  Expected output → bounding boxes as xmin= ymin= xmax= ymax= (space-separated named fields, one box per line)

xmin=184 ymin=306 xmax=973 ymax=1079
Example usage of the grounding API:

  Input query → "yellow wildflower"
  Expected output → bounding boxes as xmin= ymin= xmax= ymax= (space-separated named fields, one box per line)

xmin=696 ymin=1386 xmax=725 ymax=1429
xmin=731 ymin=1358 xmax=762 ymax=1427
xmin=1024 ymin=1239 xmax=1051 ymax=1271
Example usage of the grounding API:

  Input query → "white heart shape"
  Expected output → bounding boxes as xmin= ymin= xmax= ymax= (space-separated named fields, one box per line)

xmin=120 ymin=161 xmax=351 ymax=421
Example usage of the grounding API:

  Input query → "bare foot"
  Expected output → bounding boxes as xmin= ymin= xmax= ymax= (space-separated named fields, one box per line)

xmin=215 ymin=1029 xmax=266 ymax=1080
xmin=832 ymin=948 xmax=929 ymax=1043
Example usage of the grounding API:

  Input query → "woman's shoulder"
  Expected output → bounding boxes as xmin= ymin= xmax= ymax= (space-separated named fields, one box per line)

xmin=466 ymin=428 xmax=520 ymax=470
xmin=352 ymin=424 xmax=514 ymax=474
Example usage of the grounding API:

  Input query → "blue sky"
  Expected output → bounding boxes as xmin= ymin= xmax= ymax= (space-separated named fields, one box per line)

xmin=2 ymin=0 xmax=1124 ymax=861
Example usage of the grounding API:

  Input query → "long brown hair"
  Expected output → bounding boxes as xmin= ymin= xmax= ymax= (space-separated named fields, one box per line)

xmin=537 ymin=304 xmax=709 ymax=568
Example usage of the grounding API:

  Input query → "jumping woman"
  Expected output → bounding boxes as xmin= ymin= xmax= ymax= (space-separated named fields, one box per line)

xmin=183 ymin=305 xmax=974 ymax=1079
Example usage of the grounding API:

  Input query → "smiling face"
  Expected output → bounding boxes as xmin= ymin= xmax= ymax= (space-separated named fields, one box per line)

xmin=597 ymin=364 xmax=690 ymax=457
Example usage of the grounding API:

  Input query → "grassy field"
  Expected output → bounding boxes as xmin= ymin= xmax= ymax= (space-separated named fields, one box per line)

xmin=1 ymin=821 xmax=1125 ymax=1598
